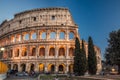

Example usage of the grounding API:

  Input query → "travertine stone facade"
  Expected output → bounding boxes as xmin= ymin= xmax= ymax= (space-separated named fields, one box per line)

xmin=0 ymin=8 xmax=102 ymax=74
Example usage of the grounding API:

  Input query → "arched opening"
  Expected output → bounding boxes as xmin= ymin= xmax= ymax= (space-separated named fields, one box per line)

xmin=31 ymin=32 xmax=36 ymax=40
xmin=41 ymin=32 xmax=46 ymax=39
xmin=8 ymin=64 xmax=11 ymax=70
xmin=69 ymin=48 xmax=74 ymax=57
xmin=69 ymin=32 xmax=74 ymax=39
xmin=24 ymin=33 xmax=29 ymax=40
xmin=15 ymin=49 xmax=19 ymax=57
xmin=59 ymin=32 xmax=65 ymax=39
xmin=48 ymin=64 xmax=55 ymax=73
xmin=59 ymin=48 xmax=65 ymax=57
xmin=31 ymin=48 xmax=36 ymax=56
xmin=21 ymin=64 xmax=26 ymax=72
xmin=39 ymin=47 xmax=45 ymax=56
xmin=39 ymin=64 xmax=44 ymax=73
xmin=49 ymin=47 xmax=55 ymax=56
xmin=16 ymin=34 xmax=21 ymax=42
xmin=30 ymin=64 xmax=34 ymax=72
xmin=58 ymin=64 xmax=65 ymax=73
xmin=69 ymin=64 xmax=73 ymax=73
xmin=13 ymin=64 xmax=18 ymax=71
xmin=51 ymin=65 xmax=55 ymax=73
xmin=22 ymin=47 xmax=27 ymax=56
xmin=50 ymin=32 xmax=56 ymax=39
xmin=9 ymin=49 xmax=13 ymax=58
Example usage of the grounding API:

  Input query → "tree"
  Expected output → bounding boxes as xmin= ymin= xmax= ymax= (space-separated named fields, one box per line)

xmin=73 ymin=37 xmax=87 ymax=76
xmin=81 ymin=39 xmax=87 ymax=74
xmin=105 ymin=29 xmax=120 ymax=74
xmin=73 ymin=37 xmax=81 ymax=75
xmin=88 ymin=36 xmax=97 ymax=75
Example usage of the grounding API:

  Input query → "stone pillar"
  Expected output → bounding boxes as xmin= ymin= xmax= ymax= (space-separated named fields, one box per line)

xmin=37 ymin=30 xmax=39 ymax=40
xmin=36 ymin=45 xmax=39 ymax=58
xmin=56 ymin=29 xmax=59 ymax=40
xmin=45 ymin=63 xmax=48 ymax=73
xmin=55 ymin=64 xmax=58 ymax=73
xmin=18 ymin=63 xmax=21 ymax=72
xmin=66 ymin=30 xmax=69 ymax=41
xmin=66 ymin=45 xmax=69 ymax=59
xmin=12 ymin=48 xmax=14 ymax=59
xmin=66 ymin=64 xmax=69 ymax=73
xmin=34 ymin=63 xmax=39 ymax=72
xmin=26 ymin=63 xmax=29 ymax=72
xmin=45 ymin=45 xmax=48 ymax=58
xmin=46 ymin=30 xmax=49 ymax=40
xmin=55 ymin=46 xmax=58 ymax=58
xmin=27 ymin=46 xmax=30 ymax=58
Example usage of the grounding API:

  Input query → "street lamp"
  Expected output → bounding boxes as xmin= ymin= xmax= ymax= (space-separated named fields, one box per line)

xmin=0 ymin=47 xmax=5 ymax=59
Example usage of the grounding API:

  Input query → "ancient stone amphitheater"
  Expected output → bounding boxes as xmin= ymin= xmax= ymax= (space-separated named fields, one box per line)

xmin=0 ymin=7 xmax=102 ymax=74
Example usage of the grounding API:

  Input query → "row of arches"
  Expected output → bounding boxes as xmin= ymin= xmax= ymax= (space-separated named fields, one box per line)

xmin=8 ymin=63 xmax=73 ymax=73
xmin=7 ymin=47 xmax=74 ymax=58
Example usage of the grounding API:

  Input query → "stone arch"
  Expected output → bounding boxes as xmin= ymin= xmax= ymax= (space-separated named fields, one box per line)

xmin=58 ymin=64 xmax=65 ymax=73
xmin=22 ymin=47 xmax=27 ymax=56
xmin=8 ymin=64 xmax=11 ymax=70
xmin=39 ymin=63 xmax=44 ymax=73
xmin=31 ymin=31 xmax=37 ymax=40
xmin=69 ymin=64 xmax=73 ymax=73
xmin=41 ymin=32 xmax=46 ymax=39
xmin=31 ymin=47 xmax=36 ymax=56
xmin=48 ymin=64 xmax=55 ymax=73
xmin=21 ymin=63 xmax=26 ymax=72
xmin=49 ymin=47 xmax=55 ymax=56
xmin=13 ymin=64 xmax=18 ymax=71
xmin=30 ymin=63 xmax=35 ymax=71
xmin=23 ymin=32 xmax=29 ymax=40
xmin=59 ymin=47 xmax=65 ymax=57
xmin=50 ymin=31 xmax=56 ymax=39
xmin=15 ymin=48 xmax=19 ymax=57
xmin=16 ymin=34 xmax=21 ymax=42
xmin=9 ymin=49 xmax=13 ymax=58
xmin=59 ymin=31 xmax=65 ymax=39
xmin=69 ymin=47 xmax=74 ymax=57
xmin=39 ymin=47 xmax=45 ymax=56
xmin=69 ymin=31 xmax=75 ymax=39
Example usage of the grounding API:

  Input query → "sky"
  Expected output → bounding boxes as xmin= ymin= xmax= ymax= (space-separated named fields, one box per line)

xmin=0 ymin=0 xmax=120 ymax=60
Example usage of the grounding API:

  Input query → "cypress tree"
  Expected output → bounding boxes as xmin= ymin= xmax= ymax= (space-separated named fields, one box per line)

xmin=73 ymin=37 xmax=81 ymax=75
xmin=88 ymin=36 xmax=97 ymax=75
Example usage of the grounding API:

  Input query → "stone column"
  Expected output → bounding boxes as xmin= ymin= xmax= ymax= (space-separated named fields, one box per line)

xmin=45 ymin=63 xmax=48 ymax=73
xmin=66 ymin=45 xmax=69 ymax=59
xmin=55 ymin=46 xmax=58 ymax=58
xmin=66 ymin=30 xmax=69 ymax=41
xmin=55 ymin=64 xmax=58 ymax=73
xmin=34 ymin=63 xmax=39 ymax=72
xmin=45 ymin=45 xmax=48 ymax=58
xmin=36 ymin=45 xmax=39 ymax=58
xmin=37 ymin=30 xmax=39 ymax=40
xmin=27 ymin=46 xmax=30 ymax=58
xmin=56 ymin=29 xmax=59 ymax=40
xmin=12 ymin=48 xmax=14 ymax=59
xmin=66 ymin=64 xmax=69 ymax=73
xmin=18 ymin=63 xmax=21 ymax=72
xmin=26 ymin=63 xmax=29 ymax=72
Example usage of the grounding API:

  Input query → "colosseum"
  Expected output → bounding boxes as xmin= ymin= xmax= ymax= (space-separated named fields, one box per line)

xmin=0 ymin=7 xmax=102 ymax=74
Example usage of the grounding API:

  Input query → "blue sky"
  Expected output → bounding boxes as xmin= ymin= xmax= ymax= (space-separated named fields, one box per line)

xmin=0 ymin=0 xmax=120 ymax=59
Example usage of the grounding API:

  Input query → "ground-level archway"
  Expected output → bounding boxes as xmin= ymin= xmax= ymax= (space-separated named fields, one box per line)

xmin=13 ymin=64 xmax=18 ymax=71
xmin=48 ymin=64 xmax=55 ymax=73
xmin=30 ymin=64 xmax=34 ymax=72
xmin=69 ymin=64 xmax=73 ymax=73
xmin=39 ymin=63 xmax=44 ymax=73
xmin=58 ymin=64 xmax=65 ymax=73
xmin=21 ymin=63 xmax=26 ymax=72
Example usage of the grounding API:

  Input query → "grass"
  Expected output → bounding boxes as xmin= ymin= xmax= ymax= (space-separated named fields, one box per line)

xmin=38 ymin=74 xmax=103 ymax=80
